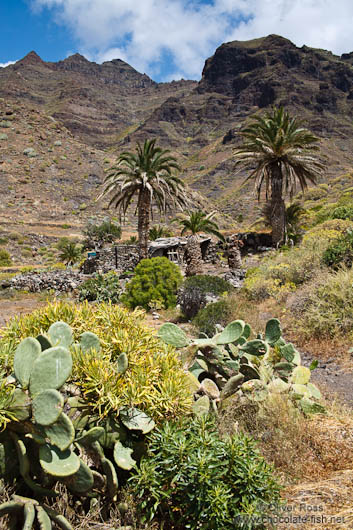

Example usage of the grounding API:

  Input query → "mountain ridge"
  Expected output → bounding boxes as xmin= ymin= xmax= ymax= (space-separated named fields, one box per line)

xmin=1 ymin=34 xmax=353 ymax=234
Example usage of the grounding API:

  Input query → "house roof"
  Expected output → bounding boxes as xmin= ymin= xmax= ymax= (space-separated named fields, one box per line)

xmin=149 ymin=236 xmax=211 ymax=251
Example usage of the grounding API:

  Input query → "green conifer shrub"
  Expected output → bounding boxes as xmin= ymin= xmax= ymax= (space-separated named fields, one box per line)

xmin=121 ymin=257 xmax=182 ymax=310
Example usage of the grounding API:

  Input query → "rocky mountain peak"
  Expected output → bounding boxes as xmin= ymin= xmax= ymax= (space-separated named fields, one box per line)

xmin=15 ymin=51 xmax=44 ymax=67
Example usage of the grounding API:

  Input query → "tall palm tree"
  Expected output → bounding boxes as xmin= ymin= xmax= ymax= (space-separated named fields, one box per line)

xmin=177 ymin=210 xmax=224 ymax=276
xmin=233 ymin=107 xmax=323 ymax=246
xmin=100 ymin=139 xmax=188 ymax=259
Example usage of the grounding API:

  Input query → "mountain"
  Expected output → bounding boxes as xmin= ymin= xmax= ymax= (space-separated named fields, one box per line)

xmin=0 ymin=51 xmax=196 ymax=147
xmin=1 ymin=35 xmax=353 ymax=237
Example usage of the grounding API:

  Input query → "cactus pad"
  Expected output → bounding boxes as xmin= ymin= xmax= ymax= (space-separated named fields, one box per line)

xmin=120 ymin=408 xmax=155 ymax=434
xmin=117 ymin=352 xmax=128 ymax=374
xmin=76 ymin=427 xmax=105 ymax=446
xmin=216 ymin=320 xmax=245 ymax=345
xmin=29 ymin=346 xmax=72 ymax=396
xmin=239 ymin=339 xmax=269 ymax=356
xmin=220 ymin=374 xmax=244 ymax=399
xmin=48 ymin=322 xmax=73 ymax=349
xmin=44 ymin=413 xmax=75 ymax=451
xmin=291 ymin=366 xmax=311 ymax=385
xmin=39 ymin=444 xmax=80 ymax=477
xmin=36 ymin=334 xmax=52 ymax=352
xmin=157 ymin=323 xmax=189 ymax=348
xmin=79 ymin=332 xmax=101 ymax=353
xmin=200 ymin=378 xmax=220 ymax=399
xmin=32 ymin=390 xmax=64 ymax=426
xmin=14 ymin=338 xmax=41 ymax=389
xmin=36 ymin=505 xmax=52 ymax=529
xmin=8 ymin=389 xmax=31 ymax=421
xmin=264 ymin=318 xmax=282 ymax=345
xmin=192 ymin=395 xmax=210 ymax=416
xmin=114 ymin=441 xmax=136 ymax=470
xmin=64 ymin=459 xmax=94 ymax=493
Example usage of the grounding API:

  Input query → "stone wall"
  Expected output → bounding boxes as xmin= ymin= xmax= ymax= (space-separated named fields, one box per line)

xmin=82 ymin=245 xmax=139 ymax=274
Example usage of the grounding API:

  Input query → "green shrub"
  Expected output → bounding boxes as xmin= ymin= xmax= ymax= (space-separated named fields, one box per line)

xmin=291 ymin=268 xmax=353 ymax=338
xmin=322 ymin=230 xmax=353 ymax=269
xmin=78 ymin=271 xmax=121 ymax=303
xmin=130 ymin=415 xmax=281 ymax=529
xmin=0 ymin=249 xmax=11 ymax=267
xmin=121 ymin=257 xmax=182 ymax=310
xmin=183 ymin=274 xmax=232 ymax=296
xmin=83 ymin=217 xmax=121 ymax=248
xmin=193 ymin=299 xmax=231 ymax=336
xmin=331 ymin=205 xmax=353 ymax=220
xmin=179 ymin=275 xmax=233 ymax=319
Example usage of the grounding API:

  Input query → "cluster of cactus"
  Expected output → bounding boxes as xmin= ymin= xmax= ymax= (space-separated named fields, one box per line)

xmin=157 ymin=318 xmax=325 ymax=416
xmin=0 ymin=321 xmax=155 ymax=529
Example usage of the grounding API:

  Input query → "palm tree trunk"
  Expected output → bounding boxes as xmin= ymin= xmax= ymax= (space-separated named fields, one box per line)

xmin=138 ymin=189 xmax=151 ymax=260
xmin=185 ymin=234 xmax=203 ymax=276
xmin=270 ymin=164 xmax=286 ymax=246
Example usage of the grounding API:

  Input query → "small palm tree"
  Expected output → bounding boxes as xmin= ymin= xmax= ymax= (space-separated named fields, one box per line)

xmin=262 ymin=201 xmax=307 ymax=245
xmin=100 ymin=139 xmax=188 ymax=260
xmin=176 ymin=210 xmax=224 ymax=276
xmin=234 ymin=107 xmax=322 ymax=246
xmin=58 ymin=240 xmax=82 ymax=266
xmin=149 ymin=225 xmax=172 ymax=241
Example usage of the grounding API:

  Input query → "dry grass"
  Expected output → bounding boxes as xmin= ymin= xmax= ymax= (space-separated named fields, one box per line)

xmin=218 ymin=394 xmax=353 ymax=483
xmin=0 ymin=484 xmax=161 ymax=530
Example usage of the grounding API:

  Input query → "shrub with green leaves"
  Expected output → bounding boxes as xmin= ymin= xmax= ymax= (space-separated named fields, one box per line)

xmin=121 ymin=257 xmax=182 ymax=310
xmin=130 ymin=415 xmax=281 ymax=530
xmin=331 ymin=205 xmax=353 ymax=221
xmin=291 ymin=267 xmax=353 ymax=339
xmin=83 ymin=217 xmax=121 ymax=248
xmin=183 ymin=274 xmax=232 ymax=296
xmin=78 ymin=271 xmax=121 ymax=303
xmin=0 ymin=249 xmax=11 ymax=267
xmin=193 ymin=299 xmax=231 ymax=336
xmin=322 ymin=230 xmax=353 ymax=269
xmin=179 ymin=275 xmax=232 ymax=319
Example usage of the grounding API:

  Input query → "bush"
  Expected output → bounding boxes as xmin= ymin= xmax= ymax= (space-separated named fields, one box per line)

xmin=0 ymin=249 xmax=11 ymax=267
xmin=0 ymin=301 xmax=192 ymax=420
xmin=183 ymin=274 xmax=232 ymax=296
xmin=290 ymin=268 xmax=353 ymax=339
xmin=121 ymin=257 xmax=183 ymax=310
xmin=78 ymin=271 xmax=121 ymax=303
xmin=179 ymin=275 xmax=232 ymax=319
xmin=331 ymin=205 xmax=353 ymax=220
xmin=322 ymin=230 xmax=353 ymax=269
xmin=193 ymin=299 xmax=231 ymax=336
xmin=83 ymin=217 xmax=121 ymax=248
xmin=130 ymin=415 xmax=281 ymax=529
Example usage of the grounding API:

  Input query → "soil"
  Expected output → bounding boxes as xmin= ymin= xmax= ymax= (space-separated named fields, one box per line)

xmin=0 ymin=295 xmax=46 ymax=332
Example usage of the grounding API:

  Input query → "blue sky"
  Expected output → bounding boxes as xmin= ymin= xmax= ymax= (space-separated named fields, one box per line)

xmin=2 ymin=1 xmax=353 ymax=82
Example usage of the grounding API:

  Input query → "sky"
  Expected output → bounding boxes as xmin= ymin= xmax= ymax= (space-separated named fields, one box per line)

xmin=2 ymin=1 xmax=353 ymax=82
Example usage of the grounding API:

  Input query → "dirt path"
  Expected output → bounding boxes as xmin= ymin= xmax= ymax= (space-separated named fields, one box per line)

xmin=0 ymin=296 xmax=46 ymax=332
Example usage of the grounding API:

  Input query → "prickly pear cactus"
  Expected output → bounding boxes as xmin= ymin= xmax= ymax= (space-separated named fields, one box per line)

xmin=0 ymin=321 xmax=156 ymax=529
xmin=158 ymin=317 xmax=324 ymax=417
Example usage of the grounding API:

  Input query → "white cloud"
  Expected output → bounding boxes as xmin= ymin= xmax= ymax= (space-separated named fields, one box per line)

xmin=31 ymin=0 xmax=353 ymax=80
xmin=0 ymin=61 xmax=17 ymax=68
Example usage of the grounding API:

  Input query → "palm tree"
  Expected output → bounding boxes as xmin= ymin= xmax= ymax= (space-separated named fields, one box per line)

xmin=176 ymin=210 xmax=224 ymax=276
xmin=100 ymin=139 xmax=188 ymax=260
xmin=57 ymin=240 xmax=82 ymax=266
xmin=233 ymin=107 xmax=323 ymax=246
xmin=262 ymin=201 xmax=307 ymax=245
